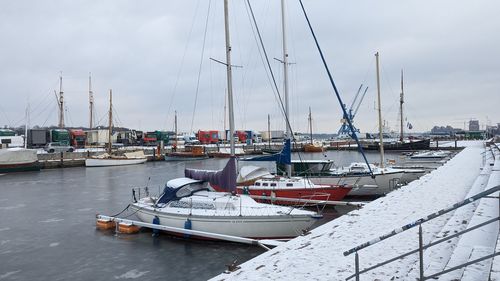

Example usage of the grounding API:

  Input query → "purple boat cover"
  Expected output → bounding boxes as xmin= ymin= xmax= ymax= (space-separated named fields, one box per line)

xmin=184 ymin=156 xmax=236 ymax=192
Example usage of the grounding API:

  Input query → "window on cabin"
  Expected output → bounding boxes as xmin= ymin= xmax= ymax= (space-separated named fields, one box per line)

xmin=286 ymin=183 xmax=293 ymax=187
xmin=270 ymin=183 xmax=276 ymax=187
xmin=262 ymin=183 xmax=268 ymax=186
xmin=255 ymin=182 xmax=260 ymax=186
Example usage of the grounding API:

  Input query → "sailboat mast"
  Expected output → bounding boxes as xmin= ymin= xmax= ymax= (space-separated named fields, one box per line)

xmin=267 ymin=114 xmax=271 ymax=147
xmin=223 ymin=0 xmax=235 ymax=156
xmin=24 ymin=102 xmax=29 ymax=149
xmin=174 ymin=110 xmax=178 ymax=147
xmin=308 ymin=107 xmax=313 ymax=144
xmin=375 ymin=52 xmax=385 ymax=168
xmin=58 ymin=74 xmax=64 ymax=128
xmin=89 ymin=73 xmax=94 ymax=130
xmin=399 ymin=69 xmax=404 ymax=142
xmin=223 ymin=91 xmax=227 ymax=143
xmin=281 ymin=0 xmax=292 ymax=176
xmin=108 ymin=89 xmax=112 ymax=154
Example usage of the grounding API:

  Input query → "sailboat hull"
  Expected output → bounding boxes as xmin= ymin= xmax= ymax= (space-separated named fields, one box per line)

xmin=85 ymin=158 xmax=147 ymax=167
xmin=362 ymin=139 xmax=430 ymax=151
xmin=0 ymin=149 xmax=40 ymax=173
xmin=236 ymin=185 xmax=352 ymax=204
xmin=309 ymin=171 xmax=405 ymax=196
xmin=129 ymin=203 xmax=317 ymax=239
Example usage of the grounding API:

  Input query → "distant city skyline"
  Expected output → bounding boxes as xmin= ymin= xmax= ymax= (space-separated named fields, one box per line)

xmin=1 ymin=1 xmax=499 ymax=133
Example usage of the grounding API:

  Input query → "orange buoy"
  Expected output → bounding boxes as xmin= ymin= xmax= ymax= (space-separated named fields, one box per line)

xmin=96 ymin=218 xmax=116 ymax=230
xmin=117 ymin=222 xmax=141 ymax=234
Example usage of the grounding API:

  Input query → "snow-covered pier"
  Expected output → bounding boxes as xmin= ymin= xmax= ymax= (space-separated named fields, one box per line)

xmin=212 ymin=141 xmax=500 ymax=280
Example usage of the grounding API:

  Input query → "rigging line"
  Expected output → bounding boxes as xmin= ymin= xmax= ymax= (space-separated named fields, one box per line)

xmin=41 ymin=104 xmax=57 ymax=128
xmin=190 ymin=0 xmax=212 ymax=134
xmin=27 ymin=98 xmax=57 ymax=127
xmin=95 ymin=111 xmax=107 ymax=127
xmin=246 ymin=0 xmax=310 ymax=166
xmin=245 ymin=0 xmax=292 ymax=138
xmin=243 ymin=1 xmax=279 ymax=103
xmin=65 ymin=106 xmax=74 ymax=127
xmin=164 ymin=0 xmax=202 ymax=128
xmin=112 ymin=106 xmax=123 ymax=128
xmin=298 ymin=0 xmax=373 ymax=175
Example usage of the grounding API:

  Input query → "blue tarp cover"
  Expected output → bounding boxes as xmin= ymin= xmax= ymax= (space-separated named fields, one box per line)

xmin=240 ymin=139 xmax=291 ymax=165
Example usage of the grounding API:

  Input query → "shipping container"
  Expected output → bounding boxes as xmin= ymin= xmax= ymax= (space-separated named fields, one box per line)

xmin=142 ymin=132 xmax=158 ymax=146
xmin=197 ymin=130 xmax=219 ymax=144
xmin=50 ymin=129 xmax=70 ymax=145
xmin=0 ymin=129 xmax=15 ymax=137
xmin=85 ymin=129 xmax=117 ymax=146
xmin=260 ymin=130 xmax=285 ymax=142
xmin=28 ymin=129 xmax=49 ymax=148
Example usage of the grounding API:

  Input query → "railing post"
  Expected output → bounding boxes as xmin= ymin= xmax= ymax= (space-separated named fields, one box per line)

xmin=355 ymin=252 xmax=360 ymax=281
xmin=419 ymin=225 xmax=424 ymax=281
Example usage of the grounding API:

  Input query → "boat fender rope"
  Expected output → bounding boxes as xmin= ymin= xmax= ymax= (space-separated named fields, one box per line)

xmin=110 ymin=204 xmax=131 ymax=217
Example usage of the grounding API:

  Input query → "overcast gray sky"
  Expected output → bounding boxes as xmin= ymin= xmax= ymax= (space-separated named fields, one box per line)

xmin=0 ymin=0 xmax=499 ymax=134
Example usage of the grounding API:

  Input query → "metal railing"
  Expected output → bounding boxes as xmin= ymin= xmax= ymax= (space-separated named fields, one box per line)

xmin=132 ymin=186 xmax=162 ymax=202
xmin=344 ymin=184 xmax=500 ymax=280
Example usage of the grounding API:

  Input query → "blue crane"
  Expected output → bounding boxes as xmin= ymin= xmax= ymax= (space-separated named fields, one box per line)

xmin=337 ymin=84 xmax=369 ymax=138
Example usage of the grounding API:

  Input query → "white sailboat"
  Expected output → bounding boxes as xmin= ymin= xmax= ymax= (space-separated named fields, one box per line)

xmin=129 ymin=0 xmax=320 ymax=239
xmin=85 ymin=90 xmax=147 ymax=167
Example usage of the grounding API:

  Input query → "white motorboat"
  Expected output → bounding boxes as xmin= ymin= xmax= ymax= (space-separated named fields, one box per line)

xmin=410 ymin=150 xmax=451 ymax=160
xmin=130 ymin=174 xmax=320 ymax=239
xmin=309 ymin=162 xmax=405 ymax=196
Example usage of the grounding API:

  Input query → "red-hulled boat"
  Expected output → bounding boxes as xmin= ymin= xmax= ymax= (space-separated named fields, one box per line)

xmin=235 ymin=175 xmax=352 ymax=205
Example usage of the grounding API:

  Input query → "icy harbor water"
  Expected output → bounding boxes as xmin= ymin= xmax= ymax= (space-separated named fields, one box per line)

xmin=0 ymin=150 xmax=409 ymax=281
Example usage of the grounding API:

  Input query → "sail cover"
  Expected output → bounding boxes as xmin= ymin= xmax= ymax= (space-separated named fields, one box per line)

xmin=184 ymin=156 xmax=237 ymax=192
xmin=240 ymin=139 xmax=291 ymax=165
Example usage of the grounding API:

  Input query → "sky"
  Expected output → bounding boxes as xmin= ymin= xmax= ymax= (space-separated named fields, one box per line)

xmin=0 ymin=0 xmax=499 ymax=134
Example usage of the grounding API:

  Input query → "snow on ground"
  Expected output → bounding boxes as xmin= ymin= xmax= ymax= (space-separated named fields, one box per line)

xmin=211 ymin=142 xmax=489 ymax=280
xmin=439 ymin=153 xmax=499 ymax=280
xmin=408 ymin=162 xmax=492 ymax=279
xmin=491 ymin=231 xmax=500 ymax=280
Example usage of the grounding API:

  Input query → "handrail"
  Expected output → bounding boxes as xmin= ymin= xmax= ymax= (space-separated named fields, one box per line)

xmin=344 ymin=184 xmax=500 ymax=256
xmin=344 ymin=183 xmax=500 ymax=281
xmin=345 ymin=217 xmax=500 ymax=280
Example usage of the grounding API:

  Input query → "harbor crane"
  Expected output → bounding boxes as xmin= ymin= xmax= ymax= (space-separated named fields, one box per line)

xmin=337 ymin=84 xmax=368 ymax=138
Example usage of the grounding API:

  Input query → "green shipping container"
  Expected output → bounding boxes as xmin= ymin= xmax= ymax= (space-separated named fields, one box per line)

xmin=0 ymin=129 xmax=15 ymax=137
xmin=51 ymin=129 xmax=70 ymax=145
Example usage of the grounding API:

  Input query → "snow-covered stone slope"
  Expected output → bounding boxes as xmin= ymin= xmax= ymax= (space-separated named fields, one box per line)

xmin=212 ymin=142 xmax=494 ymax=280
